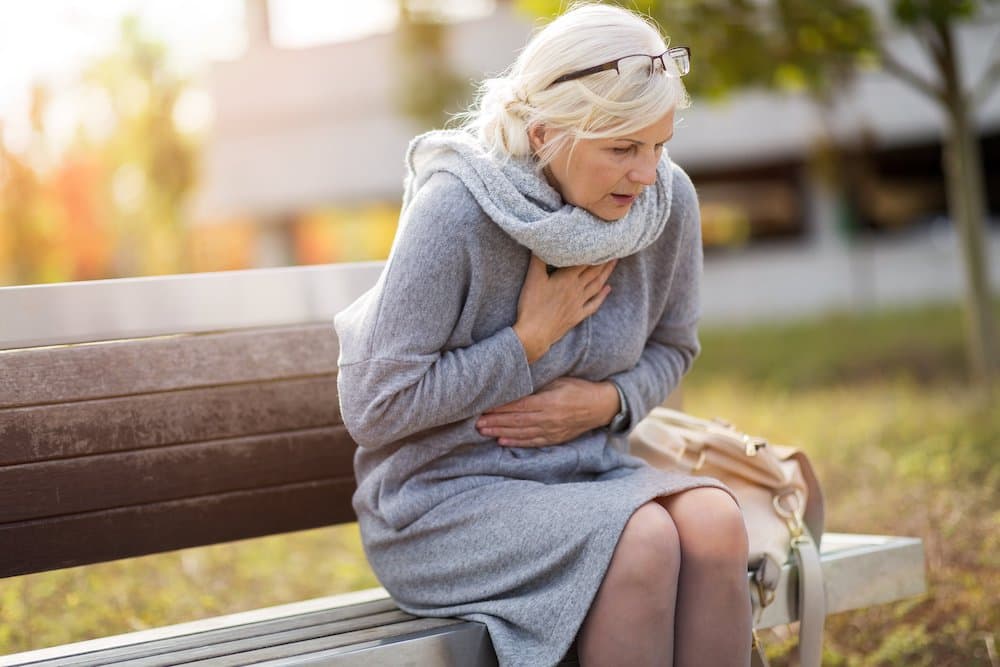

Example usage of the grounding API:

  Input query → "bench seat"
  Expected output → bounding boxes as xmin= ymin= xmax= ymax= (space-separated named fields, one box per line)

xmin=0 ymin=533 xmax=925 ymax=667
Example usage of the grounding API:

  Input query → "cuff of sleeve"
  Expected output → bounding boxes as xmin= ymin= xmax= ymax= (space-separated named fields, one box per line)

xmin=608 ymin=370 xmax=646 ymax=433
xmin=608 ymin=380 xmax=630 ymax=433
xmin=496 ymin=325 xmax=535 ymax=401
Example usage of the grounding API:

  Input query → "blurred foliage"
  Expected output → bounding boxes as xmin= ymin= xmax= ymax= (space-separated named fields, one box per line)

xmin=0 ymin=123 xmax=66 ymax=284
xmin=515 ymin=0 xmax=879 ymax=101
xmin=0 ymin=16 xmax=200 ymax=286
xmin=295 ymin=202 xmax=399 ymax=264
xmin=394 ymin=0 xmax=473 ymax=129
xmin=893 ymin=0 xmax=983 ymax=24
xmin=80 ymin=15 xmax=199 ymax=278
xmin=2 ymin=300 xmax=997 ymax=663
xmin=0 ymin=14 xmax=401 ymax=287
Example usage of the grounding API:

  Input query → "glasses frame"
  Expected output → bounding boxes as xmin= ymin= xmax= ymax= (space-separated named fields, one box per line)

xmin=547 ymin=46 xmax=691 ymax=88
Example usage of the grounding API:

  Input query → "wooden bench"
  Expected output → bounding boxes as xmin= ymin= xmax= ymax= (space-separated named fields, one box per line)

xmin=0 ymin=262 xmax=927 ymax=666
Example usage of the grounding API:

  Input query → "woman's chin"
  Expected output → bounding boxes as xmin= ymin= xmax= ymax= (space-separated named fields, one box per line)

xmin=589 ymin=206 xmax=630 ymax=222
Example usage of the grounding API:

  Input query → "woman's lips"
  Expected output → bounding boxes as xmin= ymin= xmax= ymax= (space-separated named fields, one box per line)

xmin=611 ymin=193 xmax=636 ymax=205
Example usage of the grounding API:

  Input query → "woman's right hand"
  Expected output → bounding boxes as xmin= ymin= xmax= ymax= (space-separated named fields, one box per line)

xmin=513 ymin=255 xmax=616 ymax=364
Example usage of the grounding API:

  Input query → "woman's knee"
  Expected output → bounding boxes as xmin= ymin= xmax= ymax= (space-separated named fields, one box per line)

xmin=658 ymin=487 xmax=749 ymax=566
xmin=610 ymin=502 xmax=681 ymax=584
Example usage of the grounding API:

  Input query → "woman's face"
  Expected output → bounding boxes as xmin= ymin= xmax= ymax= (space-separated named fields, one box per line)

xmin=529 ymin=108 xmax=675 ymax=222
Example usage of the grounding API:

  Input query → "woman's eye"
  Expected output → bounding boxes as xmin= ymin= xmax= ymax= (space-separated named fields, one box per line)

xmin=611 ymin=146 xmax=633 ymax=155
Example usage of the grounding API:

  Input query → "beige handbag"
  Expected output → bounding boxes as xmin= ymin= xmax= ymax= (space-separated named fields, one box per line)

xmin=629 ymin=407 xmax=827 ymax=667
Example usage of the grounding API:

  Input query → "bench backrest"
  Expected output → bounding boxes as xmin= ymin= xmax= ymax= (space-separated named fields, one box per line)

xmin=0 ymin=263 xmax=383 ymax=579
xmin=1 ymin=261 xmax=683 ymax=580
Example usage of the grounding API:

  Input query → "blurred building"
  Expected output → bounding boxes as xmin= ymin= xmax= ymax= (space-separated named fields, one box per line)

xmin=192 ymin=0 xmax=1000 ymax=322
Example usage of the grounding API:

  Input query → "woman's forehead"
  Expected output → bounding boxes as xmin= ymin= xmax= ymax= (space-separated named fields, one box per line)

xmin=605 ymin=110 xmax=676 ymax=143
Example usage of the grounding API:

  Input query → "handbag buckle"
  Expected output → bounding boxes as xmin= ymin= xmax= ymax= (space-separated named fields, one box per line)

xmin=772 ymin=488 xmax=806 ymax=538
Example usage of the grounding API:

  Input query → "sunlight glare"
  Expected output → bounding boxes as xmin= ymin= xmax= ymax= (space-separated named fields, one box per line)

xmin=173 ymin=88 xmax=215 ymax=136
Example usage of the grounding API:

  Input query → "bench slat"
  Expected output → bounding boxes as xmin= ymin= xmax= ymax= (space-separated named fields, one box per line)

xmin=0 ymin=427 xmax=354 ymax=523
xmin=0 ymin=479 xmax=357 ymax=577
xmin=817 ymin=534 xmax=928 ymax=617
xmin=107 ymin=610 xmax=419 ymax=667
xmin=255 ymin=623 xmax=499 ymax=667
xmin=0 ymin=262 xmax=384 ymax=351
xmin=177 ymin=618 xmax=467 ymax=667
xmin=0 ymin=377 xmax=340 ymax=465
xmin=0 ymin=594 xmax=400 ymax=667
xmin=0 ymin=324 xmax=338 ymax=409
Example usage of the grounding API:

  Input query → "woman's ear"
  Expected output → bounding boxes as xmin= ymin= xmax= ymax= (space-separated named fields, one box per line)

xmin=527 ymin=123 xmax=547 ymax=154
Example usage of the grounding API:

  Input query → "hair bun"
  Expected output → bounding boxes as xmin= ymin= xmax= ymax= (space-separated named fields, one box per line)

xmin=502 ymin=81 xmax=531 ymax=119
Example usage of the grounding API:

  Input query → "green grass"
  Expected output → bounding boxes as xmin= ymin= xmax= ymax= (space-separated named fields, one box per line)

xmin=2 ymin=299 xmax=998 ymax=664
xmin=0 ymin=525 xmax=380 ymax=653
xmin=685 ymin=301 xmax=1000 ymax=666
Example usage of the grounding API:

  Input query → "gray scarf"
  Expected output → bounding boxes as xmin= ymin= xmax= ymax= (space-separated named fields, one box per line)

xmin=402 ymin=129 xmax=674 ymax=267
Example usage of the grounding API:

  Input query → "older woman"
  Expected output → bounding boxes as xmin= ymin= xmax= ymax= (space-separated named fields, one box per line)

xmin=334 ymin=3 xmax=752 ymax=665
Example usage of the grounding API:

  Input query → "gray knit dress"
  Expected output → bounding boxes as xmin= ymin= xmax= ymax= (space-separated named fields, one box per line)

xmin=334 ymin=130 xmax=735 ymax=666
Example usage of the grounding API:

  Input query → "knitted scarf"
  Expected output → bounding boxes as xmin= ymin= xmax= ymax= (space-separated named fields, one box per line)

xmin=402 ymin=129 xmax=674 ymax=267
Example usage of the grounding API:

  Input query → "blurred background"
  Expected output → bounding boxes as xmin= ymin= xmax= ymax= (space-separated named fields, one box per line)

xmin=1 ymin=0 xmax=998 ymax=664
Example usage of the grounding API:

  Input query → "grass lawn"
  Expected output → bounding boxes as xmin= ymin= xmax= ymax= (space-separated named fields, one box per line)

xmin=2 ymin=300 xmax=998 ymax=665
xmin=686 ymin=302 xmax=999 ymax=666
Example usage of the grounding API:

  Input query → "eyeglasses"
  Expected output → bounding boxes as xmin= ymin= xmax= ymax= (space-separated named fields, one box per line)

xmin=548 ymin=46 xmax=691 ymax=88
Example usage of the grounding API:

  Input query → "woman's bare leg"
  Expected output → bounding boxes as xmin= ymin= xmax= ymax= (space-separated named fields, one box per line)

xmin=657 ymin=488 xmax=752 ymax=667
xmin=577 ymin=502 xmax=681 ymax=667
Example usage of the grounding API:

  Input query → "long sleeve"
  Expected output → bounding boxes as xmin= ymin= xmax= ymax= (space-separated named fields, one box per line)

xmin=334 ymin=173 xmax=534 ymax=450
xmin=608 ymin=165 xmax=703 ymax=427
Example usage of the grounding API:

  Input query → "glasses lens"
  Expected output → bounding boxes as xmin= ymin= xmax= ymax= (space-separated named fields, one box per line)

xmin=617 ymin=54 xmax=655 ymax=81
xmin=669 ymin=48 xmax=690 ymax=77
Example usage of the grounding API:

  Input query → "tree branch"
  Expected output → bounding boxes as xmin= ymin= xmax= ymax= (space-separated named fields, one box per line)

xmin=916 ymin=20 xmax=948 ymax=73
xmin=878 ymin=47 xmax=946 ymax=104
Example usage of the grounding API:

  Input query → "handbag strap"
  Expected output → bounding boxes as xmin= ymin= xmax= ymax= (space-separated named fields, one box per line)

xmin=785 ymin=448 xmax=825 ymax=549
xmin=751 ymin=632 xmax=771 ymax=667
xmin=792 ymin=530 xmax=826 ymax=667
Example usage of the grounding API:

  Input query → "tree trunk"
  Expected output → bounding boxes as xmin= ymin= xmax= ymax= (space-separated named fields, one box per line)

xmin=937 ymin=22 xmax=997 ymax=388
xmin=942 ymin=107 xmax=997 ymax=386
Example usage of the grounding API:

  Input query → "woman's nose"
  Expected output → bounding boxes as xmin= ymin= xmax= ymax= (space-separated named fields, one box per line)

xmin=628 ymin=157 xmax=658 ymax=186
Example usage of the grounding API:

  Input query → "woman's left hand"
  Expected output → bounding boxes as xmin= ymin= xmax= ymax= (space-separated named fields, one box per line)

xmin=476 ymin=377 xmax=620 ymax=447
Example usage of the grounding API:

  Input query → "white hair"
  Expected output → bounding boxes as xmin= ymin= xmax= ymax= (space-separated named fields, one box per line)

xmin=454 ymin=2 xmax=690 ymax=170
